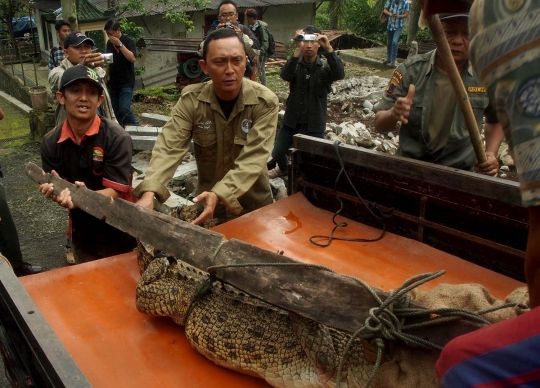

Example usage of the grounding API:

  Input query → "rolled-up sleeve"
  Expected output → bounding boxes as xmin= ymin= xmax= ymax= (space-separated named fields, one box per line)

xmin=132 ymin=97 xmax=193 ymax=202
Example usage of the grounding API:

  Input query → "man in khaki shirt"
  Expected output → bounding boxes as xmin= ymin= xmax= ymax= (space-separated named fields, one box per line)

xmin=135 ymin=28 xmax=278 ymax=225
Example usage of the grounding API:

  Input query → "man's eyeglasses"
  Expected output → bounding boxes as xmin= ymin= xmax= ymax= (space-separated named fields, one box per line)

xmin=219 ymin=12 xmax=236 ymax=18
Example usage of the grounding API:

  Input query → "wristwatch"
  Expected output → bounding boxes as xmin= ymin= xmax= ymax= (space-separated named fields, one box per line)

xmin=118 ymin=43 xmax=123 ymax=48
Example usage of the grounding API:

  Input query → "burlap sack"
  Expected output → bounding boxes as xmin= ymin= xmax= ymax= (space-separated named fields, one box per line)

xmin=370 ymin=284 xmax=529 ymax=388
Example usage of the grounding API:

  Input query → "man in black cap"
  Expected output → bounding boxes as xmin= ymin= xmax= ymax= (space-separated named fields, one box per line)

xmin=39 ymin=65 xmax=136 ymax=263
xmin=49 ymin=31 xmax=116 ymax=126
xmin=375 ymin=13 xmax=504 ymax=176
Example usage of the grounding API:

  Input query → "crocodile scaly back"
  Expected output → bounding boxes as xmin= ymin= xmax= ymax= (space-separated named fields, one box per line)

xmin=135 ymin=247 xmax=374 ymax=388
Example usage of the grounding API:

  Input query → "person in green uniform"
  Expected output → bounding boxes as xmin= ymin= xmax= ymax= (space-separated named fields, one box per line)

xmin=135 ymin=28 xmax=278 ymax=225
xmin=375 ymin=13 xmax=503 ymax=176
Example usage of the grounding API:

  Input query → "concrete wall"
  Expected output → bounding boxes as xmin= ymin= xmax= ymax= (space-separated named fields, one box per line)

xmin=259 ymin=4 xmax=315 ymax=46
xmin=0 ymin=67 xmax=32 ymax=107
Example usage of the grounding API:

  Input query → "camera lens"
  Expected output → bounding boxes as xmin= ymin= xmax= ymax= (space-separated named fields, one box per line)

xmin=297 ymin=34 xmax=304 ymax=41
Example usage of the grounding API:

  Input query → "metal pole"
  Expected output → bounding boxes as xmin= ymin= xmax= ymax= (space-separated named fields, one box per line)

xmin=18 ymin=46 xmax=26 ymax=86
xmin=9 ymin=45 xmax=15 ymax=75
xmin=29 ymin=8 xmax=38 ymax=86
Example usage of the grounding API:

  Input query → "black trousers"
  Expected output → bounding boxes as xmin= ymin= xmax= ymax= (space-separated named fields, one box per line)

xmin=0 ymin=182 xmax=23 ymax=269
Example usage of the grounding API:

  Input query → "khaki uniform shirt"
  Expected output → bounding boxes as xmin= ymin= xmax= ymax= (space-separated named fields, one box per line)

xmin=49 ymin=58 xmax=116 ymax=127
xmin=133 ymin=78 xmax=278 ymax=216
xmin=378 ymin=50 xmax=498 ymax=170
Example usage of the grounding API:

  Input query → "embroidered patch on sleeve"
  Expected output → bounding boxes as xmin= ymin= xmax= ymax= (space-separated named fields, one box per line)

xmin=386 ymin=69 xmax=403 ymax=96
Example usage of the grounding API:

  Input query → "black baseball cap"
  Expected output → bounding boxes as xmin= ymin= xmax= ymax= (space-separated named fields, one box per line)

xmin=59 ymin=65 xmax=104 ymax=95
xmin=64 ymin=31 xmax=95 ymax=49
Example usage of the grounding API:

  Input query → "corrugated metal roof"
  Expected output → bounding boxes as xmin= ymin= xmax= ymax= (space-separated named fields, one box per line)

xmin=23 ymin=0 xmax=317 ymax=19
xmin=77 ymin=0 xmax=116 ymax=22
xmin=101 ymin=0 xmax=318 ymax=16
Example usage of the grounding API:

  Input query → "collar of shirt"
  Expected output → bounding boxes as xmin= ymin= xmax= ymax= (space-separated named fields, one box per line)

xmin=58 ymin=115 xmax=101 ymax=144
xmin=197 ymin=78 xmax=259 ymax=110
xmin=250 ymin=21 xmax=260 ymax=31
xmin=426 ymin=49 xmax=473 ymax=76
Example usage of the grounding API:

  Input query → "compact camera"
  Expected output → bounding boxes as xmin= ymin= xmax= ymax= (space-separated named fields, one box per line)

xmin=224 ymin=22 xmax=236 ymax=30
xmin=102 ymin=53 xmax=114 ymax=64
xmin=297 ymin=34 xmax=317 ymax=42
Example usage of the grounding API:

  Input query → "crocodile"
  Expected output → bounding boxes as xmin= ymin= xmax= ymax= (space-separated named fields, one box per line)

xmin=135 ymin=243 xmax=440 ymax=388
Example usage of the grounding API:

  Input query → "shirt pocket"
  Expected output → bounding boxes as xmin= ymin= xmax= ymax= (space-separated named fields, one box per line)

xmin=469 ymin=95 xmax=489 ymax=110
xmin=468 ymin=95 xmax=489 ymax=124
xmin=406 ymin=97 xmax=424 ymax=141
xmin=192 ymin=130 xmax=217 ymax=147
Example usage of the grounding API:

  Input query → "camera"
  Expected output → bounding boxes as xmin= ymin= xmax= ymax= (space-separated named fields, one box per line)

xmin=102 ymin=53 xmax=114 ymax=64
xmin=224 ymin=22 xmax=236 ymax=30
xmin=297 ymin=34 xmax=317 ymax=42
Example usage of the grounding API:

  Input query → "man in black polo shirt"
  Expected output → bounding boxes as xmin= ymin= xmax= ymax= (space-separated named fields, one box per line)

xmin=39 ymin=65 xmax=136 ymax=263
xmin=104 ymin=18 xmax=139 ymax=127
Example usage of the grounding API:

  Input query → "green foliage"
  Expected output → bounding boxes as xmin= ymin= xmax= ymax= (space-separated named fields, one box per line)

xmin=133 ymin=86 xmax=181 ymax=102
xmin=315 ymin=2 xmax=330 ymax=30
xmin=415 ymin=27 xmax=433 ymax=43
xmin=120 ymin=18 xmax=144 ymax=42
xmin=116 ymin=0 xmax=208 ymax=34
xmin=134 ymin=65 xmax=145 ymax=77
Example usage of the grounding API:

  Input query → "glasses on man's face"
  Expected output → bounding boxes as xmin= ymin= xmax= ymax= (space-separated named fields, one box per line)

xmin=219 ymin=12 xmax=236 ymax=18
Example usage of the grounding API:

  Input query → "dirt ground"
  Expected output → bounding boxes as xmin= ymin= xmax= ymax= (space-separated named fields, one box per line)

xmin=1 ymin=143 xmax=67 ymax=272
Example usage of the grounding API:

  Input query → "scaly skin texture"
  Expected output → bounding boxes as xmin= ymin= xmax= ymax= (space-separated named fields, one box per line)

xmin=135 ymin=254 xmax=373 ymax=388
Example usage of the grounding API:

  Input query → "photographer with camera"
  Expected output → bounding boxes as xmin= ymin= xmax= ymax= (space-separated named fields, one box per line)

xmin=104 ymin=18 xmax=140 ymax=128
xmin=49 ymin=31 xmax=116 ymax=127
xmin=199 ymin=0 xmax=260 ymax=79
xmin=268 ymin=25 xmax=344 ymax=178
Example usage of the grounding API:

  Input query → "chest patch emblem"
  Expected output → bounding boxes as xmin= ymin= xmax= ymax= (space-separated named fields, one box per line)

xmin=93 ymin=147 xmax=104 ymax=162
xmin=241 ymin=119 xmax=253 ymax=133
xmin=196 ymin=121 xmax=212 ymax=130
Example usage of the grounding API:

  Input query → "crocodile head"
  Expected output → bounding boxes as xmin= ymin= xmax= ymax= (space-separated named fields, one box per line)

xmin=136 ymin=255 xmax=208 ymax=326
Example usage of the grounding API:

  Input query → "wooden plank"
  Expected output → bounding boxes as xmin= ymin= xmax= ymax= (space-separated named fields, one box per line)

xmin=292 ymin=135 xmax=522 ymax=205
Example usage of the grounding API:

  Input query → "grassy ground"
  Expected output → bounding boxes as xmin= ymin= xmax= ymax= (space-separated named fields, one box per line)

xmin=0 ymin=102 xmax=30 ymax=140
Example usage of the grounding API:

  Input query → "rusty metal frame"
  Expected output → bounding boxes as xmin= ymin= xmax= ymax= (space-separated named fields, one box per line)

xmin=0 ymin=258 xmax=90 ymax=387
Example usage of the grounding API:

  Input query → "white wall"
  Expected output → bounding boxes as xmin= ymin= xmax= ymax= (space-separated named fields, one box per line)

xmin=259 ymin=4 xmax=315 ymax=46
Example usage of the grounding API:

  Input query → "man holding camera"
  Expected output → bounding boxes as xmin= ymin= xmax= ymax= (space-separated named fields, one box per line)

xmin=268 ymin=25 xmax=345 ymax=178
xmin=49 ymin=31 xmax=115 ymax=126
xmin=199 ymin=0 xmax=260 ymax=79
xmin=104 ymin=18 xmax=140 ymax=128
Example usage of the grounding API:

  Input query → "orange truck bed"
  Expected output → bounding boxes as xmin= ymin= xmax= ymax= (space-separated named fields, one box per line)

xmin=17 ymin=193 xmax=523 ymax=387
